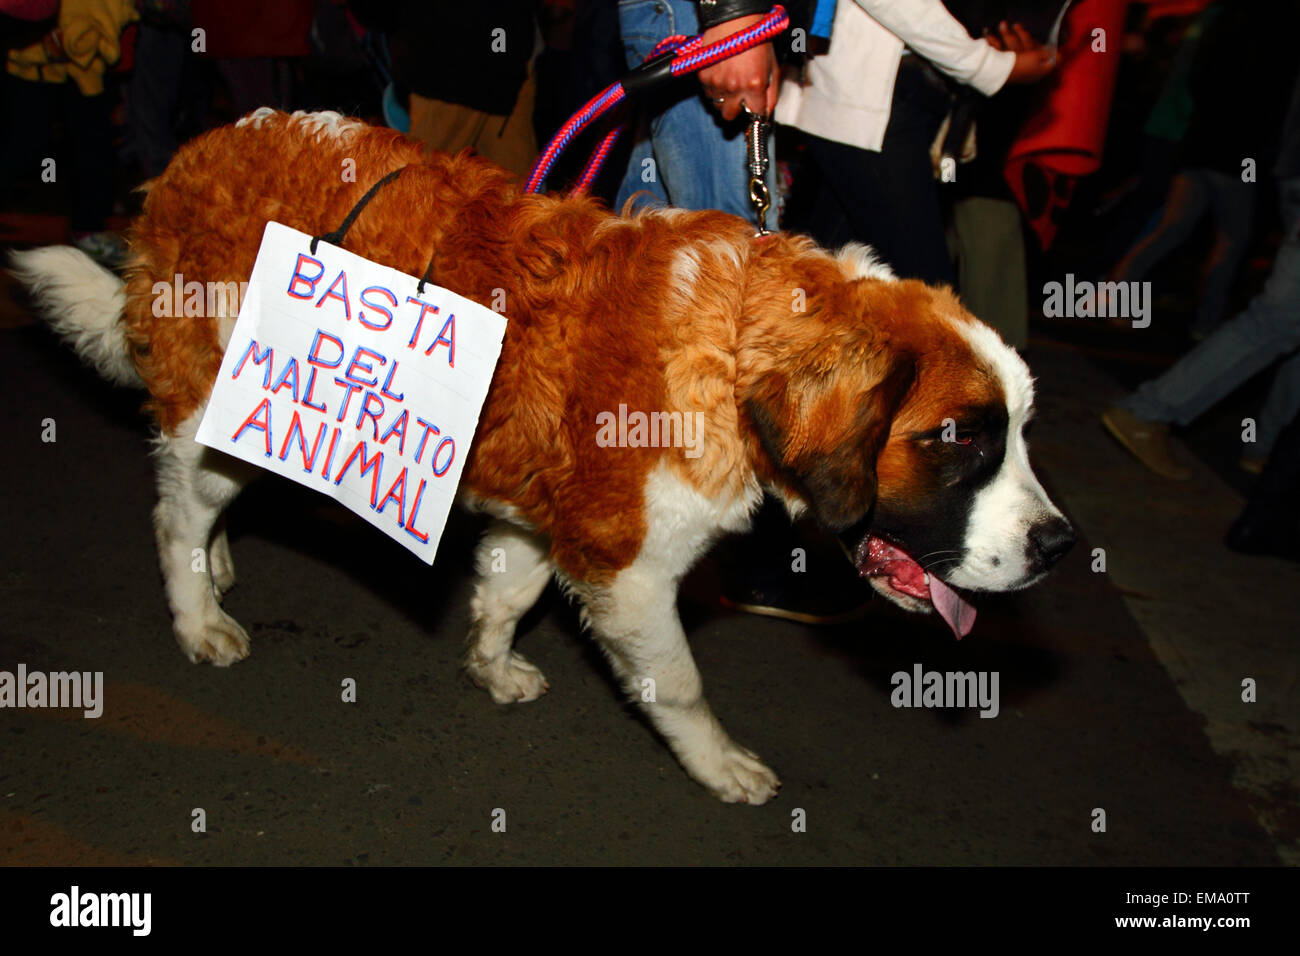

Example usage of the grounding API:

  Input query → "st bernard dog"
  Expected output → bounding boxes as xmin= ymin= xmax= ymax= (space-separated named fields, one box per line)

xmin=13 ymin=110 xmax=1074 ymax=803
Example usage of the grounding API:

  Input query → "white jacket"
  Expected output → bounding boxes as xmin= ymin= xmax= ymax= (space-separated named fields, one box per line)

xmin=775 ymin=0 xmax=1016 ymax=151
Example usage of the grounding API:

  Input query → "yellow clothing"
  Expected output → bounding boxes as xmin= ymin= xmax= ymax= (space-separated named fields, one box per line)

xmin=7 ymin=0 xmax=139 ymax=96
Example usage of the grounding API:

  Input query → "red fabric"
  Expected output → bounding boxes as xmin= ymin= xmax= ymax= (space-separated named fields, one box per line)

xmin=190 ymin=0 xmax=314 ymax=59
xmin=1004 ymin=0 xmax=1130 ymax=250
xmin=114 ymin=22 xmax=137 ymax=74
xmin=0 ymin=0 xmax=57 ymax=20
xmin=1136 ymin=0 xmax=1213 ymax=18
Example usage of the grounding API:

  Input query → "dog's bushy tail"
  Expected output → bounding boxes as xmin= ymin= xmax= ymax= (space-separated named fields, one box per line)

xmin=9 ymin=245 xmax=142 ymax=388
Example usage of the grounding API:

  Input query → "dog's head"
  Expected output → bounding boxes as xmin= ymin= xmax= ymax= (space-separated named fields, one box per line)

xmin=743 ymin=241 xmax=1075 ymax=637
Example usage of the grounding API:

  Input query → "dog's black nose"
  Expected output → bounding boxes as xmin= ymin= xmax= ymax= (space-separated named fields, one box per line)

xmin=1028 ymin=517 xmax=1076 ymax=571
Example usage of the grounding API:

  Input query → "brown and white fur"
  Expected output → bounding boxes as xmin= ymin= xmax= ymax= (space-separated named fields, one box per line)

xmin=12 ymin=110 xmax=1074 ymax=803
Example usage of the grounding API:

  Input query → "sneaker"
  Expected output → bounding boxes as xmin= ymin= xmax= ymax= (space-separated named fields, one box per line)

xmin=1101 ymin=405 xmax=1192 ymax=480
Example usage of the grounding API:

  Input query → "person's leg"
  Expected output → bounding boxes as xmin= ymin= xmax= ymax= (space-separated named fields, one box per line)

xmin=128 ymin=23 xmax=188 ymax=178
xmin=1120 ymin=184 xmax=1300 ymax=427
xmin=1192 ymin=170 xmax=1256 ymax=336
xmin=216 ymin=58 xmax=283 ymax=115
xmin=0 ymin=75 xmax=54 ymax=204
xmin=800 ymin=147 xmax=855 ymax=248
xmin=864 ymin=60 xmax=952 ymax=283
xmin=613 ymin=0 xmax=675 ymax=212
xmin=614 ymin=0 xmax=776 ymax=228
xmin=801 ymin=61 xmax=952 ymax=282
xmin=63 ymin=84 xmax=114 ymax=236
xmin=1095 ymin=134 xmax=1181 ymax=270
xmin=1110 ymin=169 xmax=1210 ymax=282
xmin=802 ymin=132 xmax=891 ymax=248
xmin=1253 ymin=350 xmax=1300 ymax=458
xmin=271 ymin=57 xmax=294 ymax=112
xmin=951 ymin=197 xmax=1028 ymax=348
xmin=407 ymin=93 xmax=491 ymax=156
xmin=1105 ymin=178 xmax=1300 ymax=478
xmin=615 ymin=125 xmax=670 ymax=209
xmin=470 ymin=66 xmax=539 ymax=179
xmin=1226 ymin=410 xmax=1300 ymax=560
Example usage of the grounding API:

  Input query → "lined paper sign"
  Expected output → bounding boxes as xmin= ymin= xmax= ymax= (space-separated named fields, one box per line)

xmin=196 ymin=221 xmax=506 ymax=562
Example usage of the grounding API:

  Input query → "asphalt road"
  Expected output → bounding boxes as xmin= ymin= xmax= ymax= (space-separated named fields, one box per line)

xmin=0 ymin=321 xmax=1281 ymax=866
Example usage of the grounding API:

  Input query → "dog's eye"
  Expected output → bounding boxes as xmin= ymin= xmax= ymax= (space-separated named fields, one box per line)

xmin=915 ymin=429 xmax=980 ymax=449
xmin=915 ymin=418 xmax=988 ymax=449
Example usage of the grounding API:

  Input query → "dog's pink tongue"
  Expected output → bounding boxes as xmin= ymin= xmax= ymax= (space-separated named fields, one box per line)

xmin=928 ymin=573 xmax=976 ymax=640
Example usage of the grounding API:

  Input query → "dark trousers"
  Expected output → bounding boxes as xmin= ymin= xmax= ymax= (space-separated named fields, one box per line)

xmin=0 ymin=74 xmax=114 ymax=233
xmin=1238 ymin=412 xmax=1300 ymax=530
xmin=128 ymin=23 xmax=190 ymax=178
xmin=802 ymin=57 xmax=954 ymax=284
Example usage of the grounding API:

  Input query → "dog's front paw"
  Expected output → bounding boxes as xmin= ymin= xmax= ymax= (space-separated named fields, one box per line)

xmin=688 ymin=742 xmax=782 ymax=805
xmin=466 ymin=651 xmax=550 ymax=704
xmin=175 ymin=611 xmax=251 ymax=666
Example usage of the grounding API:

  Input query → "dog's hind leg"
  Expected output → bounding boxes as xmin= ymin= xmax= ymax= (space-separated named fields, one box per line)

xmin=153 ymin=411 xmax=254 ymax=665
xmin=464 ymin=519 xmax=554 ymax=703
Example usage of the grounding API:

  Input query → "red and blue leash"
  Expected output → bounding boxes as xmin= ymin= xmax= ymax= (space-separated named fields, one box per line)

xmin=524 ymin=5 xmax=790 ymax=196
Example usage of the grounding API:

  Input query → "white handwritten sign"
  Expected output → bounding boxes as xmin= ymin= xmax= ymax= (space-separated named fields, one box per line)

xmin=195 ymin=221 xmax=506 ymax=562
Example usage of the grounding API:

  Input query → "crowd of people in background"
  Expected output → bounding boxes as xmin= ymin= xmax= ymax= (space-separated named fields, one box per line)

xmin=2 ymin=0 xmax=1297 ymax=587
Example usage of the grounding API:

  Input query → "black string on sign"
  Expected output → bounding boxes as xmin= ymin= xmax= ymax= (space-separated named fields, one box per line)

xmin=309 ymin=167 xmax=406 ymax=256
xmin=308 ymin=165 xmax=440 ymax=298
xmin=417 ymin=251 xmax=438 ymax=296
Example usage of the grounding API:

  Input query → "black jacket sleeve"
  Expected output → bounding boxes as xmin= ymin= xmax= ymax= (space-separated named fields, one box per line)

xmin=695 ymin=0 xmax=773 ymax=31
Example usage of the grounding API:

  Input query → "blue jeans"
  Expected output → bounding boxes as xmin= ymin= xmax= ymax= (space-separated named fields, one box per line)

xmin=1122 ymin=177 xmax=1300 ymax=456
xmin=615 ymin=0 xmax=776 ymax=229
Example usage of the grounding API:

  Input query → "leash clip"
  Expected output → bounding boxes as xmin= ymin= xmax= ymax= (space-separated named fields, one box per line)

xmin=743 ymin=104 xmax=771 ymax=236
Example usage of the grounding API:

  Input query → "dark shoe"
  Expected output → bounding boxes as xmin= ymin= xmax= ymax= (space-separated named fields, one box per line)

xmin=1225 ymin=514 xmax=1300 ymax=562
xmin=719 ymin=497 xmax=875 ymax=625
xmin=721 ymin=555 xmax=874 ymax=625
xmin=1226 ymin=413 xmax=1300 ymax=561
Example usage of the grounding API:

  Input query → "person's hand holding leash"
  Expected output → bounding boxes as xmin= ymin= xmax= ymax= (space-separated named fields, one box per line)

xmin=699 ymin=13 xmax=779 ymax=120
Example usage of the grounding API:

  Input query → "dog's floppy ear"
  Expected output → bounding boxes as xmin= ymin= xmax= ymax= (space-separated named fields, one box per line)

xmin=748 ymin=353 xmax=916 ymax=531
